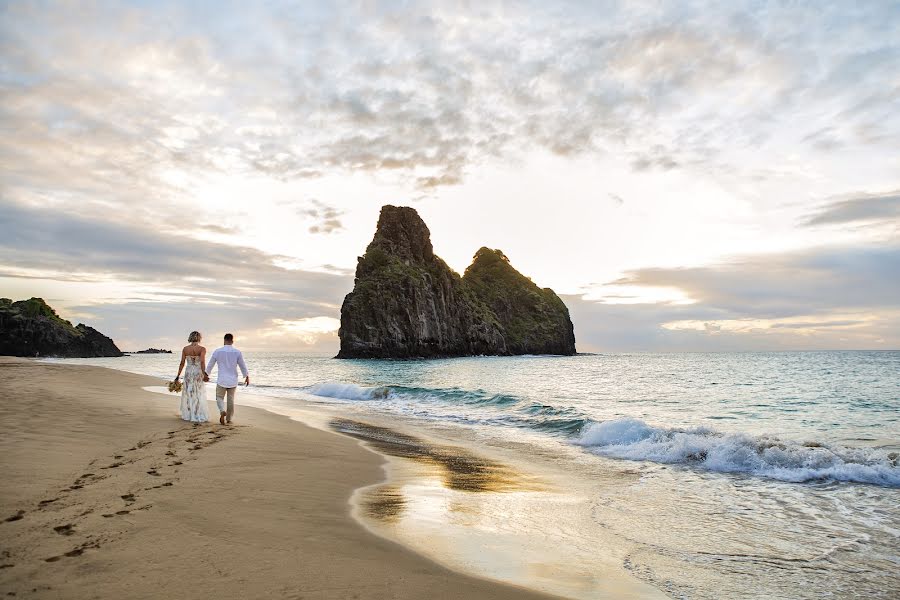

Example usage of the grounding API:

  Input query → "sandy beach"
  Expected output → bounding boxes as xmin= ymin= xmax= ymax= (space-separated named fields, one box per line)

xmin=0 ymin=357 xmax=561 ymax=599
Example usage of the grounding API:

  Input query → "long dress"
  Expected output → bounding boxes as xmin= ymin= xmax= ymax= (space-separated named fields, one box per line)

xmin=180 ymin=356 xmax=209 ymax=423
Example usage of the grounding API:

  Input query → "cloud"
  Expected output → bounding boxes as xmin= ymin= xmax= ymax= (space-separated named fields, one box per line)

xmin=68 ymin=300 xmax=342 ymax=353
xmin=3 ymin=196 xmax=896 ymax=352
xmin=803 ymin=191 xmax=900 ymax=228
xmin=304 ymin=200 xmax=344 ymax=234
xmin=0 ymin=200 xmax=353 ymax=350
xmin=613 ymin=246 xmax=900 ymax=316
xmin=575 ymin=243 xmax=900 ymax=350
xmin=1 ymin=1 xmax=898 ymax=352
xmin=198 ymin=223 xmax=239 ymax=235
xmin=631 ymin=151 xmax=680 ymax=172
xmin=255 ymin=317 xmax=341 ymax=346
xmin=0 ymin=0 xmax=896 ymax=207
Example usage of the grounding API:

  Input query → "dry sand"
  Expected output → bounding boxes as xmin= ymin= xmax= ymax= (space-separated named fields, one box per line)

xmin=0 ymin=357 xmax=560 ymax=599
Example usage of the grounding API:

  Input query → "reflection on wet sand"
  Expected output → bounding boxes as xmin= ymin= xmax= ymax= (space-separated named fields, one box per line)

xmin=363 ymin=485 xmax=406 ymax=522
xmin=331 ymin=418 xmax=663 ymax=599
xmin=330 ymin=418 xmax=534 ymax=493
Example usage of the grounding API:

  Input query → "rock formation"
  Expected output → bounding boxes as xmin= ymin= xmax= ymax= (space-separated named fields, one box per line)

xmin=337 ymin=206 xmax=576 ymax=359
xmin=0 ymin=297 xmax=123 ymax=358
xmin=464 ymin=247 xmax=578 ymax=356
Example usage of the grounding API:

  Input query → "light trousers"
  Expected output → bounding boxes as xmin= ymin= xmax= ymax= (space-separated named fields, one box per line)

xmin=215 ymin=385 xmax=236 ymax=421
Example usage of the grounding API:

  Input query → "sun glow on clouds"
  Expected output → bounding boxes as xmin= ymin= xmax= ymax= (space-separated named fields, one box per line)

xmin=255 ymin=317 xmax=341 ymax=348
xmin=1 ymin=1 xmax=898 ymax=351
xmin=583 ymin=284 xmax=695 ymax=306
xmin=662 ymin=314 xmax=879 ymax=336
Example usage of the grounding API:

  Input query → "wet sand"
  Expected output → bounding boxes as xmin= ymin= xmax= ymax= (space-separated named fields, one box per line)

xmin=0 ymin=357 xmax=561 ymax=599
xmin=331 ymin=418 xmax=666 ymax=600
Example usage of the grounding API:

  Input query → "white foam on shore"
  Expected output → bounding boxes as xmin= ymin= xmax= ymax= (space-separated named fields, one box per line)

xmin=576 ymin=418 xmax=900 ymax=487
xmin=306 ymin=382 xmax=392 ymax=400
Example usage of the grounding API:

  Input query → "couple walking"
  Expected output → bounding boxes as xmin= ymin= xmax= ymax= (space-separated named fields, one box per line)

xmin=175 ymin=332 xmax=250 ymax=425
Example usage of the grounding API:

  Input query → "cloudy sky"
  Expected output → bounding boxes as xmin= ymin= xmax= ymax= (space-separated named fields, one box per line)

xmin=1 ymin=0 xmax=898 ymax=352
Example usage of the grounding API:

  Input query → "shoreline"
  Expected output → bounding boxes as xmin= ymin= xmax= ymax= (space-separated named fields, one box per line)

xmin=0 ymin=357 xmax=563 ymax=599
xmin=10 ymin=352 xmax=899 ymax=598
xmin=139 ymin=381 xmax=665 ymax=599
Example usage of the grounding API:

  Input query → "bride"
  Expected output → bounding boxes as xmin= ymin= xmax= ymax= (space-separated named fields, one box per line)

xmin=174 ymin=331 xmax=209 ymax=423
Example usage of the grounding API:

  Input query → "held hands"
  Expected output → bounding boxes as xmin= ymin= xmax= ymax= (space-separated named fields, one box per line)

xmin=244 ymin=375 xmax=250 ymax=386
xmin=203 ymin=373 xmax=210 ymax=382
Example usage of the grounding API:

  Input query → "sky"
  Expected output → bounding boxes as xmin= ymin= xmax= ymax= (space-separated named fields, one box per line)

xmin=1 ymin=0 xmax=898 ymax=353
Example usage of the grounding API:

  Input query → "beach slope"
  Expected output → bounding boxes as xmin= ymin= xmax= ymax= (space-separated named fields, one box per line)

xmin=0 ymin=358 xmax=559 ymax=599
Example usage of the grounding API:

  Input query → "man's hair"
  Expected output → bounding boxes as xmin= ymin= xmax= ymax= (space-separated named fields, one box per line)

xmin=224 ymin=333 xmax=234 ymax=342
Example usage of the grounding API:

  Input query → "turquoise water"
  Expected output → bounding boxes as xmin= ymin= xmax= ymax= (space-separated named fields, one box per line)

xmin=56 ymin=351 xmax=900 ymax=598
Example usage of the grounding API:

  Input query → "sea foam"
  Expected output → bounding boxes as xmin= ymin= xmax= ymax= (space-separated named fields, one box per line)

xmin=576 ymin=418 xmax=900 ymax=486
xmin=305 ymin=382 xmax=392 ymax=400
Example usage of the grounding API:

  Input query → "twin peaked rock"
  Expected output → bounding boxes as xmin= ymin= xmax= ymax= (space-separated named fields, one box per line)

xmin=337 ymin=205 xmax=576 ymax=359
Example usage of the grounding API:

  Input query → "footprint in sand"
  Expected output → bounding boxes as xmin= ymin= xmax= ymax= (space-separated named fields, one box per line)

xmin=146 ymin=470 xmax=160 ymax=477
xmin=38 ymin=498 xmax=58 ymax=506
xmin=53 ymin=524 xmax=75 ymax=536
xmin=5 ymin=510 xmax=25 ymax=522
xmin=46 ymin=542 xmax=99 ymax=562
xmin=103 ymin=462 xmax=124 ymax=469
xmin=121 ymin=494 xmax=135 ymax=503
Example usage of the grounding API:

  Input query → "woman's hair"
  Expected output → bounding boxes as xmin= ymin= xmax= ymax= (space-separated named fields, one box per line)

xmin=188 ymin=331 xmax=202 ymax=343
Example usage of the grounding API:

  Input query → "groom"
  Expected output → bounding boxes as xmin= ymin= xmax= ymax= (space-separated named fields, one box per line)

xmin=205 ymin=333 xmax=250 ymax=425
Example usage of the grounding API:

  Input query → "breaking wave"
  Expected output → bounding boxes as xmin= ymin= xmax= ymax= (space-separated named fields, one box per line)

xmin=576 ymin=418 xmax=900 ymax=487
xmin=305 ymin=382 xmax=393 ymax=400
xmin=303 ymin=382 xmax=899 ymax=487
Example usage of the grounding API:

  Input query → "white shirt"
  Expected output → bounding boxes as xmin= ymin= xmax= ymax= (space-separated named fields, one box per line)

xmin=206 ymin=345 xmax=249 ymax=388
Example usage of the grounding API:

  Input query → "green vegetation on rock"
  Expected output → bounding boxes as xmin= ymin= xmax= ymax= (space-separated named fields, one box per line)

xmin=464 ymin=248 xmax=576 ymax=355
xmin=0 ymin=297 xmax=122 ymax=358
xmin=2 ymin=297 xmax=78 ymax=332
xmin=337 ymin=206 xmax=576 ymax=359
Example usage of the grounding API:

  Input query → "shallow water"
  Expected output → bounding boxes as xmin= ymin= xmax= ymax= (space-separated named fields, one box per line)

xmin=58 ymin=351 xmax=900 ymax=598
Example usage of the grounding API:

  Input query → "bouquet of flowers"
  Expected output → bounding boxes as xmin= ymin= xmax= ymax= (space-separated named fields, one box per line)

xmin=167 ymin=379 xmax=183 ymax=393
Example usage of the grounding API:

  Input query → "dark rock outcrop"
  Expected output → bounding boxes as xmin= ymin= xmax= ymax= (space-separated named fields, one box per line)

xmin=0 ymin=297 xmax=123 ymax=357
xmin=464 ymin=248 xmax=577 ymax=356
xmin=337 ymin=206 xmax=576 ymax=359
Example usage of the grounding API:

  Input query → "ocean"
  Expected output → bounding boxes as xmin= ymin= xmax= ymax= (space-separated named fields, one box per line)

xmin=53 ymin=351 xmax=900 ymax=599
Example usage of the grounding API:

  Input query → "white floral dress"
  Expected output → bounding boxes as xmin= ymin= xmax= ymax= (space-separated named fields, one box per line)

xmin=180 ymin=356 xmax=209 ymax=422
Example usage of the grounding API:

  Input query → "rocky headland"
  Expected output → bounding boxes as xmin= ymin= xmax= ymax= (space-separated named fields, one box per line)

xmin=0 ymin=297 xmax=123 ymax=358
xmin=337 ymin=206 xmax=576 ymax=359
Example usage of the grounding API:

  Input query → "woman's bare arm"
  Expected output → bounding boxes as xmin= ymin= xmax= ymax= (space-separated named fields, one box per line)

xmin=176 ymin=348 xmax=186 ymax=379
xmin=200 ymin=347 xmax=207 ymax=378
